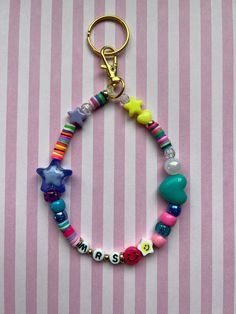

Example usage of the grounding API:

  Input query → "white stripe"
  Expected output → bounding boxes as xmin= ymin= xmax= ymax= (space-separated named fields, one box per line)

xmin=0 ymin=1 xmax=10 ymax=313
xmin=189 ymin=0 xmax=202 ymax=313
xmin=15 ymin=1 xmax=31 ymax=313
xmin=146 ymin=1 xmax=158 ymax=314
xmin=58 ymin=1 xmax=73 ymax=314
xmin=80 ymin=1 xmax=94 ymax=313
xmin=37 ymin=0 xmax=52 ymax=313
xmin=102 ymin=1 xmax=116 ymax=314
xmin=124 ymin=1 xmax=136 ymax=314
xmin=167 ymin=0 xmax=180 ymax=313
xmin=211 ymin=1 xmax=223 ymax=313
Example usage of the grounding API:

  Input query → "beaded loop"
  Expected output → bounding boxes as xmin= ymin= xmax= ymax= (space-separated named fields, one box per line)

xmin=36 ymin=92 xmax=187 ymax=265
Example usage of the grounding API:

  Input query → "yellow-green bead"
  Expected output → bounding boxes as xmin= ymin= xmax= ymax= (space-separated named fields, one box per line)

xmin=137 ymin=109 xmax=153 ymax=125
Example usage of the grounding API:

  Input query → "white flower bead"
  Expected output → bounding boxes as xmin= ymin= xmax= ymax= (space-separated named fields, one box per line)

xmin=164 ymin=158 xmax=181 ymax=175
xmin=92 ymin=248 xmax=104 ymax=262
xmin=109 ymin=252 xmax=120 ymax=264
xmin=76 ymin=241 xmax=90 ymax=254
xmin=137 ymin=239 xmax=154 ymax=256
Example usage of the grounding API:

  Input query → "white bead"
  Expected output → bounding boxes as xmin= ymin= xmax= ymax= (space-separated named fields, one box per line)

xmin=76 ymin=241 xmax=89 ymax=254
xmin=137 ymin=239 xmax=154 ymax=256
xmin=113 ymin=93 xmax=130 ymax=104
xmin=92 ymin=248 xmax=104 ymax=262
xmin=164 ymin=158 xmax=181 ymax=175
xmin=109 ymin=252 xmax=120 ymax=264
xmin=80 ymin=103 xmax=93 ymax=116
xmin=163 ymin=146 xmax=175 ymax=159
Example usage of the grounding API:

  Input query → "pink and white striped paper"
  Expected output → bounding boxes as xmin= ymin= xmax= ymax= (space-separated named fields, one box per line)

xmin=0 ymin=0 xmax=235 ymax=313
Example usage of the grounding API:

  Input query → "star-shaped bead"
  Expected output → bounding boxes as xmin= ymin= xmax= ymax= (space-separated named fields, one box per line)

xmin=123 ymin=96 xmax=143 ymax=117
xmin=68 ymin=106 xmax=87 ymax=127
xmin=137 ymin=238 xmax=154 ymax=256
xmin=36 ymin=159 xmax=72 ymax=193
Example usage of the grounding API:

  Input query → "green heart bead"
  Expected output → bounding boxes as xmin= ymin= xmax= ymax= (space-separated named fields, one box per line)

xmin=159 ymin=174 xmax=187 ymax=205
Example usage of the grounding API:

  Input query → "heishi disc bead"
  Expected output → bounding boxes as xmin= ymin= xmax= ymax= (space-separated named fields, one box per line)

xmin=92 ymin=248 xmax=104 ymax=262
xmin=155 ymin=221 xmax=171 ymax=237
xmin=167 ymin=203 xmax=182 ymax=216
xmin=159 ymin=212 xmax=177 ymax=227
xmin=109 ymin=252 xmax=120 ymax=264
xmin=151 ymin=233 xmax=167 ymax=248
xmin=50 ymin=199 xmax=66 ymax=213
xmin=76 ymin=240 xmax=90 ymax=254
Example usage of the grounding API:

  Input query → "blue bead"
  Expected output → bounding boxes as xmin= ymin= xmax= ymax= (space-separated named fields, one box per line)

xmin=155 ymin=221 xmax=171 ymax=237
xmin=166 ymin=203 xmax=181 ymax=217
xmin=50 ymin=199 xmax=66 ymax=213
xmin=54 ymin=210 xmax=68 ymax=223
xmin=166 ymin=203 xmax=182 ymax=217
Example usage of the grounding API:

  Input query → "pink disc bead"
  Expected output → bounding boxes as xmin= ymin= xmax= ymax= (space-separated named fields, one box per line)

xmin=63 ymin=226 xmax=75 ymax=238
xmin=159 ymin=212 xmax=177 ymax=227
xmin=151 ymin=233 xmax=167 ymax=248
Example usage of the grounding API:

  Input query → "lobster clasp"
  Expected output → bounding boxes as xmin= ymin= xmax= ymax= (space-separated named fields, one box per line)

xmin=100 ymin=46 xmax=121 ymax=86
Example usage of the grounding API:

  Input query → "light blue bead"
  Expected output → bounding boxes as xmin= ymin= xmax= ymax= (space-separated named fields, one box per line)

xmin=50 ymin=199 xmax=66 ymax=213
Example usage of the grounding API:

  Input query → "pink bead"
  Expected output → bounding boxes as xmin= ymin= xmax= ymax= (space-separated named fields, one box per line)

xmin=151 ymin=233 xmax=167 ymax=248
xmin=159 ymin=212 xmax=177 ymax=227
xmin=63 ymin=226 xmax=75 ymax=238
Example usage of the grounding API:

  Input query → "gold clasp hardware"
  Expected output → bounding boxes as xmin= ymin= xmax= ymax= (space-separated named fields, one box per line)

xmin=100 ymin=46 xmax=120 ymax=86
xmin=87 ymin=16 xmax=129 ymax=99
xmin=100 ymin=45 xmax=125 ymax=99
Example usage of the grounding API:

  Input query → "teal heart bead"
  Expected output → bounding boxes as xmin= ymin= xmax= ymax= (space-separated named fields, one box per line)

xmin=159 ymin=174 xmax=187 ymax=205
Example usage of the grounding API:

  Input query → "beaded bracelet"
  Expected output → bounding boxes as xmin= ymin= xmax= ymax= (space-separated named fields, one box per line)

xmin=36 ymin=16 xmax=187 ymax=266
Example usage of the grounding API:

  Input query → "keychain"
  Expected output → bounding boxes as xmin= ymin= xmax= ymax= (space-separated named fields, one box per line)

xmin=36 ymin=16 xmax=187 ymax=265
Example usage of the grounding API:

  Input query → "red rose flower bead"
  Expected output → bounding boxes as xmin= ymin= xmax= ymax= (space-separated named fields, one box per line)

xmin=123 ymin=246 xmax=142 ymax=265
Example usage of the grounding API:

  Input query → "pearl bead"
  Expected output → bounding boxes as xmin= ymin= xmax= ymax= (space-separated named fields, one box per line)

xmin=92 ymin=248 xmax=104 ymax=262
xmin=163 ymin=146 xmax=175 ymax=159
xmin=50 ymin=199 xmax=66 ymax=213
xmin=151 ymin=233 xmax=167 ymax=248
xmin=109 ymin=252 xmax=120 ymax=264
xmin=80 ymin=103 xmax=93 ymax=116
xmin=164 ymin=158 xmax=181 ymax=175
xmin=159 ymin=212 xmax=177 ymax=227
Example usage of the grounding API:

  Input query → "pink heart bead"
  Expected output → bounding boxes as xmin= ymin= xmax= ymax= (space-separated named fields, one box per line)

xmin=159 ymin=212 xmax=177 ymax=227
xmin=151 ymin=233 xmax=167 ymax=248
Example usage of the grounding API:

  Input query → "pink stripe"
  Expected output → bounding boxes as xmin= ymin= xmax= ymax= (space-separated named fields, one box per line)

xmin=48 ymin=1 xmax=63 ymax=313
xmin=135 ymin=1 xmax=147 ymax=313
xmin=157 ymin=1 xmax=169 ymax=312
xmin=69 ymin=1 xmax=84 ymax=313
xmin=222 ymin=1 xmax=234 ymax=312
xmin=26 ymin=0 xmax=41 ymax=313
xmin=179 ymin=1 xmax=191 ymax=313
xmin=200 ymin=1 xmax=212 ymax=313
xmin=91 ymin=2 xmax=105 ymax=314
xmin=4 ymin=1 xmax=20 ymax=313
xmin=157 ymin=135 xmax=169 ymax=145
xmin=151 ymin=126 xmax=162 ymax=135
xmin=113 ymin=1 xmax=126 ymax=313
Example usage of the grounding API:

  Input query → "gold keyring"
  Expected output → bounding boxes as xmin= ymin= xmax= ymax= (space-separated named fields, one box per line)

xmin=87 ymin=15 xmax=130 ymax=56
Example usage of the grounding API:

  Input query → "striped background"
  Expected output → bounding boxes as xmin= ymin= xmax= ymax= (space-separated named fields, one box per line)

xmin=0 ymin=0 xmax=235 ymax=313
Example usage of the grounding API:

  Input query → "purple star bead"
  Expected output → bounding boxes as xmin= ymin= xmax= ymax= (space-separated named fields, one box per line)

xmin=67 ymin=107 xmax=87 ymax=128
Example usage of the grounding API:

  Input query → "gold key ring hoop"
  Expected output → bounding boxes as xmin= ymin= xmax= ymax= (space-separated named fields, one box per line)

xmin=87 ymin=15 xmax=130 ymax=56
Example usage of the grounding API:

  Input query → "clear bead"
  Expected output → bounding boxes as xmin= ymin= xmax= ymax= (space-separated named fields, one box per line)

xmin=80 ymin=103 xmax=93 ymax=116
xmin=163 ymin=146 xmax=176 ymax=159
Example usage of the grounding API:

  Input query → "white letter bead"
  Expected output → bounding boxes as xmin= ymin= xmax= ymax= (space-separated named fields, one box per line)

xmin=109 ymin=252 xmax=120 ymax=264
xmin=92 ymin=248 xmax=104 ymax=262
xmin=76 ymin=241 xmax=89 ymax=254
xmin=164 ymin=158 xmax=181 ymax=175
